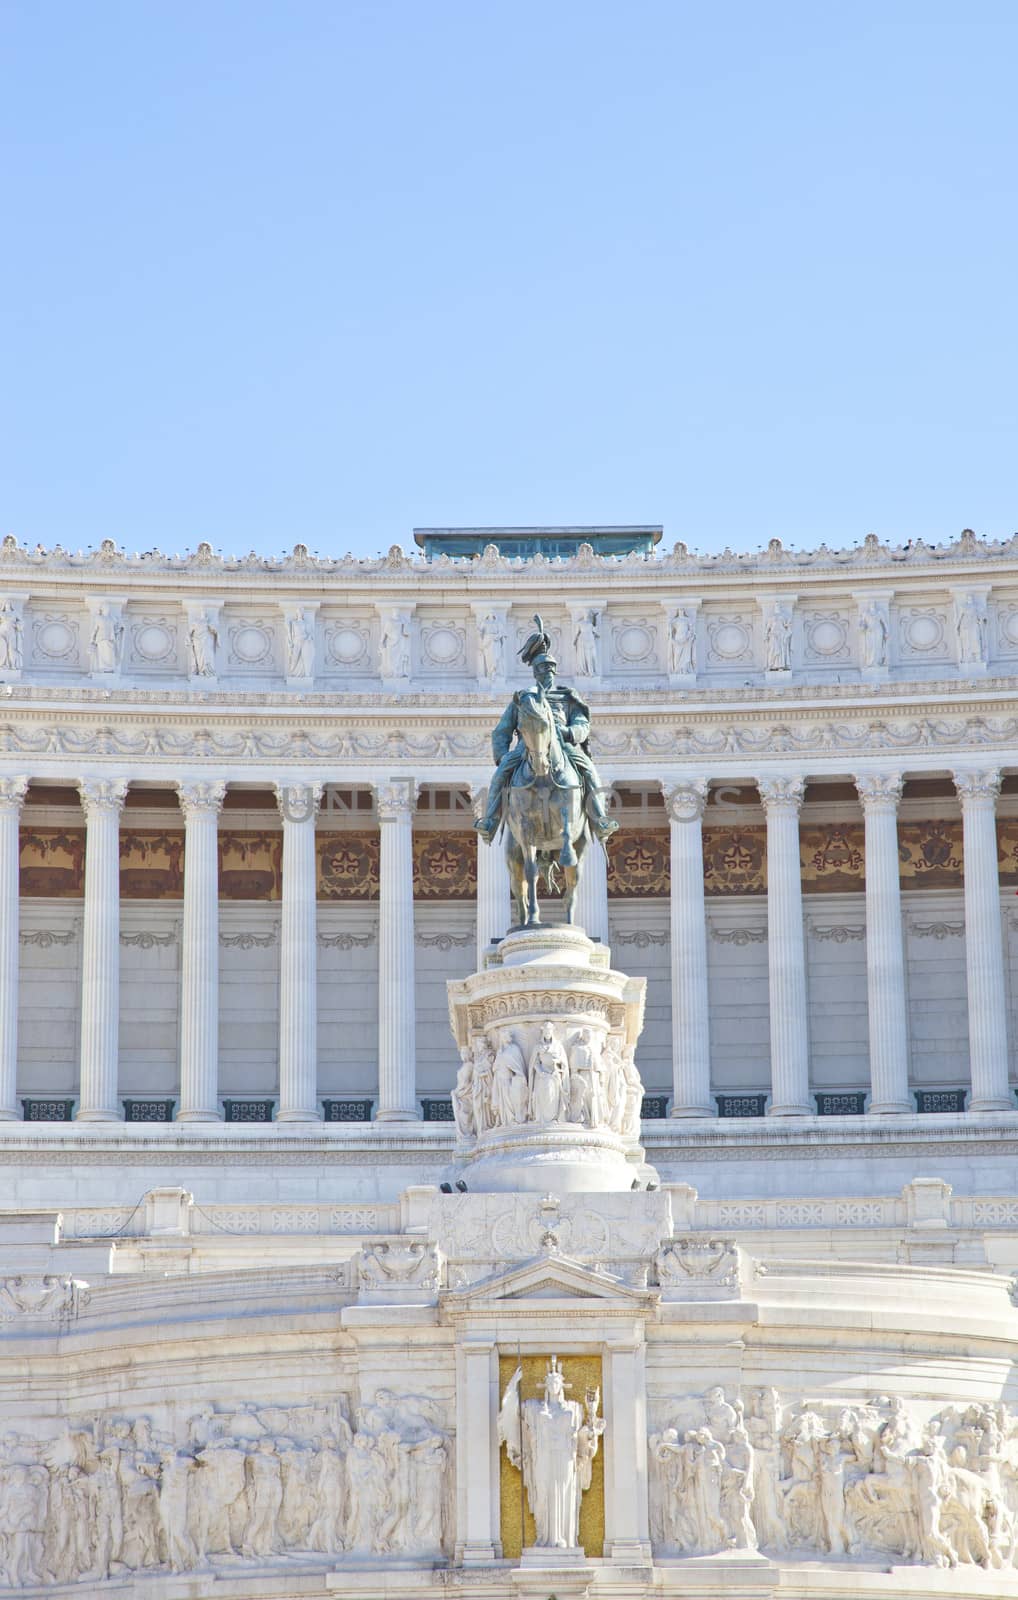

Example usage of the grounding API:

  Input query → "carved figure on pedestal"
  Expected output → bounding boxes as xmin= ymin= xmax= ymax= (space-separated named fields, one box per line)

xmin=567 ymin=1027 xmax=604 ymax=1126
xmin=498 ymin=1356 xmax=603 ymax=1550
xmin=529 ymin=1023 xmax=569 ymax=1123
xmin=451 ymin=1047 xmax=475 ymax=1138
xmin=492 ymin=1029 xmax=529 ymax=1125
xmin=471 ymin=1037 xmax=495 ymax=1134
xmin=474 ymin=615 xmax=618 ymax=928
xmin=619 ymin=1043 xmax=644 ymax=1140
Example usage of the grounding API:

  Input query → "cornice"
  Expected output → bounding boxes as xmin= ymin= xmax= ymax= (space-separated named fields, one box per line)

xmin=4 ymin=529 xmax=1018 ymax=590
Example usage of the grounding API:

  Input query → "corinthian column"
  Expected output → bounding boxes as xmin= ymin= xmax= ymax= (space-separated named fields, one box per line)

xmin=276 ymin=782 xmax=323 ymax=1121
xmin=176 ymin=781 xmax=226 ymax=1121
xmin=954 ymin=769 xmax=1012 ymax=1112
xmin=376 ymin=779 xmax=419 ymax=1120
xmin=855 ymin=773 xmax=911 ymax=1114
xmin=759 ymin=776 xmax=811 ymax=1115
xmin=472 ymin=785 xmax=511 ymax=965
xmin=76 ymin=777 xmax=128 ymax=1121
xmin=0 ymin=778 xmax=29 ymax=1120
xmin=665 ymin=779 xmax=713 ymax=1117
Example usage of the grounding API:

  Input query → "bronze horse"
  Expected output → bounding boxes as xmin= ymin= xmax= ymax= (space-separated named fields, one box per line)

xmin=503 ymin=686 xmax=589 ymax=928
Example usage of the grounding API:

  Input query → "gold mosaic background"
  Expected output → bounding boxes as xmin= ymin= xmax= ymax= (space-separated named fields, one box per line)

xmin=19 ymin=819 xmax=1018 ymax=898
xmin=498 ymin=1353 xmax=604 ymax=1561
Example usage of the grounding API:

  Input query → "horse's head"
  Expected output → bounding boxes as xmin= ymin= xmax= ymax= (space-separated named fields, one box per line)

xmin=515 ymin=688 xmax=560 ymax=777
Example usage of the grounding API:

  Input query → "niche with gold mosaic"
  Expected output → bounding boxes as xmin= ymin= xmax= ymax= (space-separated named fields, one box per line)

xmin=498 ymin=1352 xmax=604 ymax=1561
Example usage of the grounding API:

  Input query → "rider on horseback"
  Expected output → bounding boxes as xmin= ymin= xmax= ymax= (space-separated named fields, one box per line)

xmin=473 ymin=615 xmax=620 ymax=844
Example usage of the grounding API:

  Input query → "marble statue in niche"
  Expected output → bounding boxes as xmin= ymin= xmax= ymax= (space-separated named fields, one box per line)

xmin=857 ymin=598 xmax=888 ymax=669
xmin=477 ymin=610 xmax=506 ymax=679
xmin=498 ymin=1355 xmax=604 ymax=1550
xmin=955 ymin=593 xmax=988 ymax=665
xmin=572 ymin=609 xmax=600 ymax=677
xmin=668 ymin=607 xmax=696 ymax=675
xmin=285 ymin=611 xmax=315 ymax=677
xmin=379 ymin=611 xmax=411 ymax=679
xmin=188 ymin=613 xmax=219 ymax=677
xmin=89 ymin=604 xmax=123 ymax=674
xmin=0 ymin=601 xmax=23 ymax=673
xmin=764 ymin=603 xmax=793 ymax=671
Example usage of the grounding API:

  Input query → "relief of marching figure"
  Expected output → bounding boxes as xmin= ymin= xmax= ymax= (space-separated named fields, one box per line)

xmin=0 ymin=1391 xmax=450 ymax=1588
xmin=650 ymin=1387 xmax=1018 ymax=1571
xmin=451 ymin=1023 xmax=642 ymax=1142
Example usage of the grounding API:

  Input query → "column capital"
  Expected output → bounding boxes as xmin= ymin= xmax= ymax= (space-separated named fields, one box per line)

xmin=757 ymin=774 xmax=806 ymax=813
xmin=274 ymin=781 xmax=323 ymax=823
xmin=953 ymin=768 xmax=1002 ymax=805
xmin=663 ymin=779 xmax=708 ymax=822
xmin=78 ymin=777 xmax=129 ymax=818
xmin=176 ymin=780 xmax=227 ymax=818
xmin=855 ymin=772 xmax=904 ymax=810
xmin=0 ymin=777 xmax=29 ymax=814
xmin=376 ymin=779 xmax=417 ymax=822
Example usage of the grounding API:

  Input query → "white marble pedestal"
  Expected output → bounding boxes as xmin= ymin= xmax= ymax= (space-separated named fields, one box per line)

xmin=447 ymin=925 xmax=654 ymax=1193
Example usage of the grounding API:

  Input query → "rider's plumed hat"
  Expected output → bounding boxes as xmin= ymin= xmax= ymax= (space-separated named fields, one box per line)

xmin=518 ymin=614 xmax=557 ymax=669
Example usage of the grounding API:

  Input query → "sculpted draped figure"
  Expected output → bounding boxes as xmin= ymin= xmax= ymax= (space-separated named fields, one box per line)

xmin=474 ymin=614 xmax=618 ymax=928
xmin=498 ymin=1356 xmax=604 ymax=1551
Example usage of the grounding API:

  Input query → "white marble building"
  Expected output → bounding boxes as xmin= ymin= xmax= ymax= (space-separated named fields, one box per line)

xmin=2 ymin=526 xmax=1018 ymax=1594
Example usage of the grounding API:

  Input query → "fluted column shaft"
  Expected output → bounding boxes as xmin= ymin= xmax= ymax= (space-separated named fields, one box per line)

xmin=666 ymin=780 xmax=714 ymax=1117
xmin=856 ymin=774 xmax=911 ymax=1114
xmin=276 ymin=783 xmax=323 ymax=1121
xmin=472 ymin=785 xmax=512 ymax=964
xmin=376 ymin=780 xmax=419 ymax=1121
xmin=574 ymin=835 xmax=609 ymax=943
xmin=176 ymin=782 xmax=226 ymax=1121
xmin=955 ymin=769 xmax=1012 ymax=1111
xmin=760 ymin=776 xmax=811 ymax=1115
xmin=76 ymin=778 xmax=128 ymax=1121
xmin=0 ymin=778 xmax=29 ymax=1120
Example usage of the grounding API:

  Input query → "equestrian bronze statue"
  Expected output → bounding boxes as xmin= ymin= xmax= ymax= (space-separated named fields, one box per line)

xmin=474 ymin=615 xmax=619 ymax=929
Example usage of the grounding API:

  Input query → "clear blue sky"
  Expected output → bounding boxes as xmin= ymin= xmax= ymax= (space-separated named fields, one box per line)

xmin=2 ymin=2 xmax=1015 ymax=559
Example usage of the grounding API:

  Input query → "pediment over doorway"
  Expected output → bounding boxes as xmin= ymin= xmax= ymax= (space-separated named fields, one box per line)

xmin=439 ymin=1250 xmax=659 ymax=1321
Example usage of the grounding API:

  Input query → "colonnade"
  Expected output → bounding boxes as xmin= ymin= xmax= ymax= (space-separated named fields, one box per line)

xmin=0 ymin=768 xmax=1013 ymax=1122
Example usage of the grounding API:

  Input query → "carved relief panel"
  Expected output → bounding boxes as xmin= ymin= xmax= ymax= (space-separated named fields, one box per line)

xmin=321 ymin=611 xmax=375 ymax=676
xmin=416 ymin=613 xmax=468 ymax=677
xmin=127 ymin=609 xmax=183 ymax=674
xmin=222 ymin=610 xmax=281 ymax=677
xmin=702 ymin=609 xmax=756 ymax=674
xmin=799 ymin=608 xmax=852 ymax=669
xmin=27 ymin=607 xmax=85 ymax=673
xmin=608 ymin=614 xmax=661 ymax=675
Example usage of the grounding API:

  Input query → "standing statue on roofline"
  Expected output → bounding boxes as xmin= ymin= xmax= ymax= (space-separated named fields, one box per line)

xmin=474 ymin=614 xmax=618 ymax=929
